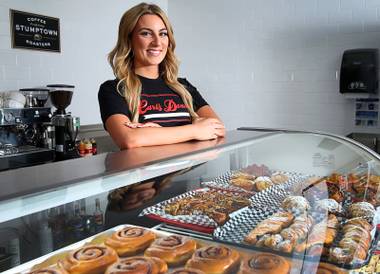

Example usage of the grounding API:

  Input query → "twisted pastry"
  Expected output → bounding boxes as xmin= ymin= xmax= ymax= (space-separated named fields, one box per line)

xmin=145 ymin=235 xmax=197 ymax=266
xmin=60 ymin=245 xmax=118 ymax=274
xmin=105 ymin=256 xmax=167 ymax=274
xmin=186 ymin=245 xmax=240 ymax=274
xmin=26 ymin=265 xmax=69 ymax=274
xmin=238 ymin=253 xmax=289 ymax=274
xmin=170 ymin=268 xmax=205 ymax=274
xmin=105 ymin=226 xmax=156 ymax=256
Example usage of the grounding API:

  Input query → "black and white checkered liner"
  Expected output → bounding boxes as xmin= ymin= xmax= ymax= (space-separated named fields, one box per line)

xmin=139 ymin=187 xmax=249 ymax=228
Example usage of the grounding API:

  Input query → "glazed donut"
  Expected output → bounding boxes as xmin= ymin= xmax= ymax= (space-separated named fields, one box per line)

xmin=145 ymin=235 xmax=197 ymax=266
xmin=60 ymin=245 xmax=118 ymax=274
xmin=238 ymin=253 xmax=289 ymax=274
xmin=186 ymin=245 xmax=240 ymax=274
xmin=105 ymin=226 xmax=156 ymax=256
xmin=105 ymin=256 xmax=167 ymax=274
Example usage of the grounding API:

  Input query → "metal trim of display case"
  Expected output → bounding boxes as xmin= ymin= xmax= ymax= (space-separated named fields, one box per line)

xmin=238 ymin=127 xmax=380 ymax=161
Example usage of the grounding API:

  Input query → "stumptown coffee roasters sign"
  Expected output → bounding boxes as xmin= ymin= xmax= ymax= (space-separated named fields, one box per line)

xmin=10 ymin=9 xmax=60 ymax=52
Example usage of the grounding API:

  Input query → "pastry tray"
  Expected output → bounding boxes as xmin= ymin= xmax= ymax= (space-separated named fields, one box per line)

xmin=4 ymin=224 xmax=299 ymax=274
xmin=139 ymin=187 xmax=252 ymax=234
xmin=213 ymin=205 xmax=380 ymax=270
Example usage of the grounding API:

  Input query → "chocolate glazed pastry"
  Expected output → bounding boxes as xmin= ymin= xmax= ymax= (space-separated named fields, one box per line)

xmin=238 ymin=253 xmax=290 ymax=274
xmin=105 ymin=256 xmax=167 ymax=274
xmin=60 ymin=245 xmax=118 ymax=274
xmin=105 ymin=226 xmax=156 ymax=256
xmin=186 ymin=245 xmax=240 ymax=274
xmin=145 ymin=235 xmax=197 ymax=266
xmin=170 ymin=268 xmax=205 ymax=274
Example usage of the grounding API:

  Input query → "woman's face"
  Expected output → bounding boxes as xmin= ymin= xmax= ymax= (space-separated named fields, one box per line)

xmin=131 ymin=14 xmax=169 ymax=71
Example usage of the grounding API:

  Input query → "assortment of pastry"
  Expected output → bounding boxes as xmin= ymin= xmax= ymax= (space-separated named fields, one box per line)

xmin=164 ymin=189 xmax=251 ymax=225
xmin=348 ymin=173 xmax=380 ymax=206
xmin=229 ymin=168 xmax=289 ymax=193
xmin=242 ymin=194 xmax=377 ymax=266
xmin=26 ymin=225 xmax=297 ymax=274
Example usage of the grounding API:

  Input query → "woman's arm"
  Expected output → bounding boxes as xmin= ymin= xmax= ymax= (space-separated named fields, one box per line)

xmin=195 ymin=105 xmax=226 ymax=137
xmin=106 ymin=113 xmax=224 ymax=149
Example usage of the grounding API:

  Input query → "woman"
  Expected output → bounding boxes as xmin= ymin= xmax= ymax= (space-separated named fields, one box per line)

xmin=98 ymin=2 xmax=225 ymax=149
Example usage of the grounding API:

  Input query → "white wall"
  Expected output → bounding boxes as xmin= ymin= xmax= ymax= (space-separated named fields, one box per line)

xmin=0 ymin=0 xmax=168 ymax=125
xmin=168 ymin=0 xmax=380 ymax=135
xmin=1 ymin=1 xmax=380 ymax=135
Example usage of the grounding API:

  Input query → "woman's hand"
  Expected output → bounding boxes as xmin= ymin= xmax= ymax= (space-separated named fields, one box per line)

xmin=192 ymin=117 xmax=225 ymax=140
xmin=124 ymin=122 xmax=162 ymax=128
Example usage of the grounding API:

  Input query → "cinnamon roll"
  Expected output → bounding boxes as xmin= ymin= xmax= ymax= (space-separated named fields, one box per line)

xmin=145 ymin=235 xmax=197 ymax=266
xmin=186 ymin=245 xmax=240 ymax=274
xmin=170 ymin=268 xmax=205 ymax=274
xmin=238 ymin=253 xmax=289 ymax=274
xmin=26 ymin=265 xmax=69 ymax=274
xmin=60 ymin=245 xmax=118 ymax=274
xmin=105 ymin=226 xmax=156 ymax=256
xmin=105 ymin=256 xmax=167 ymax=274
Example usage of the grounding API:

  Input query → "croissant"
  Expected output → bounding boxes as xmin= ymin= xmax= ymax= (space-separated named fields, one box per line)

xmin=244 ymin=212 xmax=294 ymax=244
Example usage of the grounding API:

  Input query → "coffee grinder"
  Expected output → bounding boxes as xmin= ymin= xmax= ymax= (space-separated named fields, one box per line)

xmin=49 ymin=85 xmax=80 ymax=160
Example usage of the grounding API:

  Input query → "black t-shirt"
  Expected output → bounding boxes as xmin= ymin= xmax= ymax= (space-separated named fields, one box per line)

xmin=98 ymin=76 xmax=208 ymax=129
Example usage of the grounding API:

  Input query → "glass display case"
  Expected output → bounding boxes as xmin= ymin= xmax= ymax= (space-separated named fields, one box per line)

xmin=0 ymin=128 xmax=379 ymax=274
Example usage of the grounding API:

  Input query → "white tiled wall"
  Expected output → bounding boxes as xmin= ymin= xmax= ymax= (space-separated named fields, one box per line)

xmin=1 ymin=1 xmax=380 ymax=135
xmin=169 ymin=0 xmax=380 ymax=135
xmin=0 ymin=0 xmax=168 ymax=125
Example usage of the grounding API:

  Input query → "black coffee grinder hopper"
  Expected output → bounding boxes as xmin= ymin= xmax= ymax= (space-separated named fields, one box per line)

xmin=50 ymin=88 xmax=80 ymax=161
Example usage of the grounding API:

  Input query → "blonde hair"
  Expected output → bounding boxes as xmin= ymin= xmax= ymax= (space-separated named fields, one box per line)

xmin=108 ymin=2 xmax=198 ymax=123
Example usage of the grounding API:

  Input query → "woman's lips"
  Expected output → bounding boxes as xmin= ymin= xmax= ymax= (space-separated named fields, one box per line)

xmin=147 ymin=49 xmax=161 ymax=56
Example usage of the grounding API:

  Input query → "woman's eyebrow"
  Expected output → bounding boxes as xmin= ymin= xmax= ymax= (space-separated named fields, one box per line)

xmin=138 ymin=27 xmax=167 ymax=32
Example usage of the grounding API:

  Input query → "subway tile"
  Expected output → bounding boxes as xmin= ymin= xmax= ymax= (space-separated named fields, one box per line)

xmin=4 ymin=65 xmax=30 ymax=81
xmin=0 ymin=51 xmax=15 ymax=65
xmin=0 ymin=22 xmax=10 ymax=36
xmin=338 ymin=22 xmax=364 ymax=33
xmin=340 ymin=0 xmax=365 ymax=10
xmin=0 ymin=35 xmax=11 ymax=50
xmin=328 ymin=10 xmax=353 ymax=23
xmin=366 ymin=0 xmax=380 ymax=7
xmin=0 ymin=79 xmax=18 ymax=91
xmin=16 ymin=52 xmax=42 ymax=67
xmin=317 ymin=0 xmax=340 ymax=13
xmin=0 ymin=6 xmax=9 ymax=23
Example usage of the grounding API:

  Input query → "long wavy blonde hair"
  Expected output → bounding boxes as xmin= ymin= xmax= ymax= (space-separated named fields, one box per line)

xmin=108 ymin=2 xmax=198 ymax=123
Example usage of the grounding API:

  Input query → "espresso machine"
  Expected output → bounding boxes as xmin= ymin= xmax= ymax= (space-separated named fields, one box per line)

xmin=48 ymin=85 xmax=80 ymax=161
xmin=0 ymin=89 xmax=55 ymax=171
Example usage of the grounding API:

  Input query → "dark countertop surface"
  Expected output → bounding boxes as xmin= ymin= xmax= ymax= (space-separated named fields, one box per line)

xmin=0 ymin=130 xmax=274 ymax=202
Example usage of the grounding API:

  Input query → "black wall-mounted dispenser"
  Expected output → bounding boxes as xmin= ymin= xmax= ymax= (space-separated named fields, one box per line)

xmin=340 ymin=48 xmax=379 ymax=96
